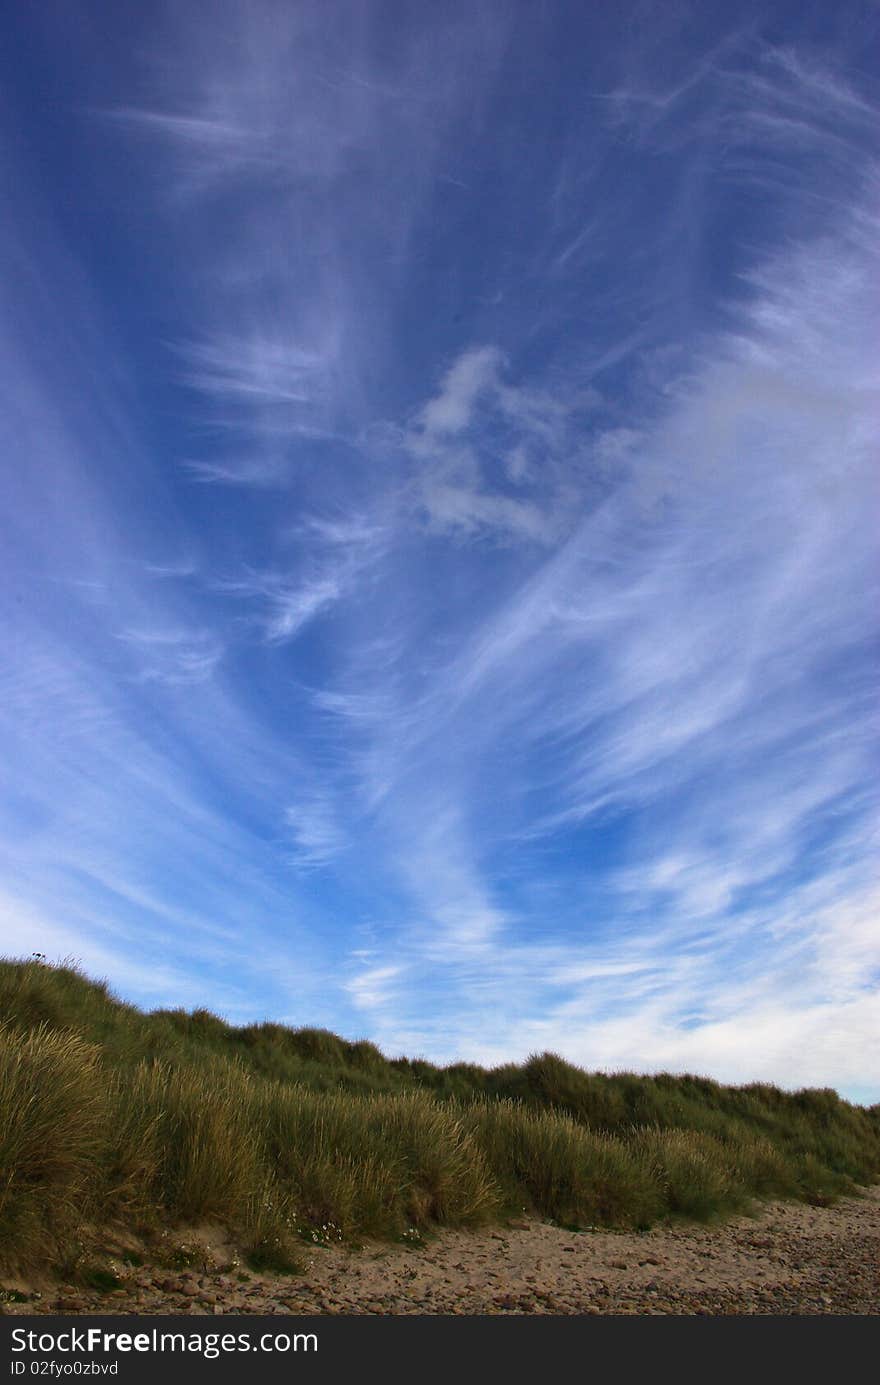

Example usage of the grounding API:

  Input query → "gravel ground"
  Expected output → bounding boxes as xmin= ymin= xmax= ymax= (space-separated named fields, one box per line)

xmin=3 ymin=1186 xmax=878 ymax=1316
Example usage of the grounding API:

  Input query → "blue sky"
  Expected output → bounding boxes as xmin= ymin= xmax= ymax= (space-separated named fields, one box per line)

xmin=1 ymin=1 xmax=878 ymax=1101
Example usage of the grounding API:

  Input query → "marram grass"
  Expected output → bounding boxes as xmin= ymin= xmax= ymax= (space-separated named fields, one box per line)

xmin=0 ymin=957 xmax=877 ymax=1274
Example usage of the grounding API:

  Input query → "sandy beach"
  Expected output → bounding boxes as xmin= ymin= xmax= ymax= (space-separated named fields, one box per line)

xmin=3 ymin=1186 xmax=878 ymax=1317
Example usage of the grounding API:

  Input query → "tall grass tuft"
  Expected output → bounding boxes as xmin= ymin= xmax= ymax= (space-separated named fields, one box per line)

xmin=631 ymin=1127 xmax=743 ymax=1221
xmin=254 ymin=1086 xmax=498 ymax=1239
xmin=463 ymin=1099 xmax=663 ymax=1228
xmin=0 ymin=1023 xmax=105 ymax=1270
xmin=150 ymin=1060 xmax=265 ymax=1222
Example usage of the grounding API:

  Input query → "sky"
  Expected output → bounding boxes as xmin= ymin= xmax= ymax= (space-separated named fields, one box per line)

xmin=1 ymin=1 xmax=878 ymax=1103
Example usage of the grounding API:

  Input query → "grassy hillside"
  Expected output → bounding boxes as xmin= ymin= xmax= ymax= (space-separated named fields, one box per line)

xmin=2 ymin=956 xmax=878 ymax=1276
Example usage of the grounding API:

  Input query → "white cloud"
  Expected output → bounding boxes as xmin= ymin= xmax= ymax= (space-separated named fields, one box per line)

xmin=213 ymin=568 xmax=343 ymax=644
xmin=118 ymin=626 xmax=224 ymax=685
xmin=416 ymin=347 xmax=503 ymax=438
xmin=179 ymin=331 xmax=333 ymax=407
xmin=399 ymin=344 xmax=596 ymax=544
xmin=284 ymin=794 xmax=347 ymax=869
xmin=344 ymin=963 xmax=406 ymax=1012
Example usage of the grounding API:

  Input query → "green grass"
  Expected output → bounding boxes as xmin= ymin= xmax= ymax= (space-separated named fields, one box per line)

xmin=0 ymin=956 xmax=877 ymax=1274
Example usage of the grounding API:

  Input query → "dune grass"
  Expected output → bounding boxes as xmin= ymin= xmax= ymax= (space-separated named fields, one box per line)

xmin=0 ymin=956 xmax=877 ymax=1275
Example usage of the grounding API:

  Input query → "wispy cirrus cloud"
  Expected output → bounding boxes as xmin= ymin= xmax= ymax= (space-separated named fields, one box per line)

xmin=284 ymin=791 xmax=349 ymax=870
xmin=117 ymin=626 xmax=225 ymax=685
